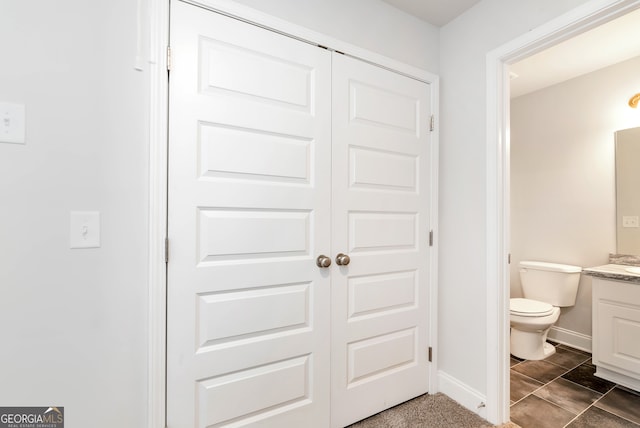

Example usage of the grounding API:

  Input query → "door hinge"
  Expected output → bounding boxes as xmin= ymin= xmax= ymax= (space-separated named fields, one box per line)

xmin=429 ymin=230 xmax=433 ymax=247
xmin=429 ymin=114 xmax=435 ymax=132
xmin=508 ymin=253 xmax=511 ymax=264
xmin=164 ymin=237 xmax=169 ymax=263
xmin=166 ymin=46 xmax=172 ymax=72
xmin=428 ymin=346 xmax=433 ymax=362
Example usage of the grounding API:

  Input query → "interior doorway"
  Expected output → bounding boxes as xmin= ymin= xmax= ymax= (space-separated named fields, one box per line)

xmin=486 ymin=0 xmax=640 ymax=424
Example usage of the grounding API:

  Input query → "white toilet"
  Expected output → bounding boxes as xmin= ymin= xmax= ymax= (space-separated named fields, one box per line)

xmin=510 ymin=261 xmax=582 ymax=360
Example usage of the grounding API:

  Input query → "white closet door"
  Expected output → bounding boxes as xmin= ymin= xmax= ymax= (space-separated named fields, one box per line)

xmin=167 ymin=2 xmax=332 ymax=427
xmin=330 ymin=53 xmax=432 ymax=428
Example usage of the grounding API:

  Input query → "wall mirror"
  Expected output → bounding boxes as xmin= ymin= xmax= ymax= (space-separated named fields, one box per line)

xmin=616 ymin=126 xmax=640 ymax=255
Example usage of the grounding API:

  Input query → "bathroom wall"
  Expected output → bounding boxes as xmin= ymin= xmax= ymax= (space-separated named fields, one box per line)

xmin=510 ymin=55 xmax=640 ymax=347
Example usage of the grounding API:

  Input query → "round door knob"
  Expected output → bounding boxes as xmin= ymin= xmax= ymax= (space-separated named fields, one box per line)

xmin=336 ymin=253 xmax=351 ymax=266
xmin=316 ymin=255 xmax=332 ymax=268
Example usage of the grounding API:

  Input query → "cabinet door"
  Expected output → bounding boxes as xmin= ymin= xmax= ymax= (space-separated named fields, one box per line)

xmin=594 ymin=280 xmax=640 ymax=375
xmin=330 ymin=53 xmax=432 ymax=427
xmin=167 ymin=2 xmax=332 ymax=427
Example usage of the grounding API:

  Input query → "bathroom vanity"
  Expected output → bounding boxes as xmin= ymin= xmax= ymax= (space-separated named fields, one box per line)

xmin=583 ymin=263 xmax=640 ymax=392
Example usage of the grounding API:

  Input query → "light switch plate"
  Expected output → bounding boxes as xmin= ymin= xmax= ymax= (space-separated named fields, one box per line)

xmin=0 ymin=102 xmax=26 ymax=144
xmin=70 ymin=211 xmax=100 ymax=249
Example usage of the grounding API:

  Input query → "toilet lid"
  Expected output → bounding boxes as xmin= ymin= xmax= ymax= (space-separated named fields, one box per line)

xmin=510 ymin=298 xmax=554 ymax=317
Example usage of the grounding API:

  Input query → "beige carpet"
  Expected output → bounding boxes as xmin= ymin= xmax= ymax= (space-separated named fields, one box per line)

xmin=347 ymin=393 xmax=521 ymax=428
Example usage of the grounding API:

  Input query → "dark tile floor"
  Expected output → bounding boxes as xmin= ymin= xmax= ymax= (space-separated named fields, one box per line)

xmin=510 ymin=343 xmax=640 ymax=428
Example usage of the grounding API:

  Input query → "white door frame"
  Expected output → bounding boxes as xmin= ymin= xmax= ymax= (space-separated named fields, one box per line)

xmin=147 ymin=1 xmax=440 ymax=426
xmin=146 ymin=0 xmax=170 ymax=427
xmin=485 ymin=0 xmax=640 ymax=424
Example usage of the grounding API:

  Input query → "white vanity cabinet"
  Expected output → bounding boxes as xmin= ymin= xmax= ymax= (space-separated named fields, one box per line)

xmin=592 ymin=277 xmax=640 ymax=392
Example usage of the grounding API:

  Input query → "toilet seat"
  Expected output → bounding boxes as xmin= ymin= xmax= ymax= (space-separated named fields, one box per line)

xmin=510 ymin=298 xmax=554 ymax=317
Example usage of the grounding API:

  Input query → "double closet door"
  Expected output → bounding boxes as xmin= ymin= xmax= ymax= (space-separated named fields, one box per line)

xmin=167 ymin=2 xmax=432 ymax=427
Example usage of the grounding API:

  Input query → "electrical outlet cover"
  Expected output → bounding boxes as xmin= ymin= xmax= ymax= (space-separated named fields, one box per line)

xmin=622 ymin=216 xmax=639 ymax=228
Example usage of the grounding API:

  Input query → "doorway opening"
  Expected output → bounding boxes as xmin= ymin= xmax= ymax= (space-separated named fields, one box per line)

xmin=486 ymin=0 xmax=640 ymax=424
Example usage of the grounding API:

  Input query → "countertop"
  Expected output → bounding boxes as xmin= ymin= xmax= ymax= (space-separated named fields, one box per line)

xmin=582 ymin=264 xmax=640 ymax=284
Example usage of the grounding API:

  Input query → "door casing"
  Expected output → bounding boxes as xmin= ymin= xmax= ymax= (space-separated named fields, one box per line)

xmin=485 ymin=0 xmax=640 ymax=424
xmin=148 ymin=0 xmax=640 ymax=425
xmin=147 ymin=1 xmax=440 ymax=427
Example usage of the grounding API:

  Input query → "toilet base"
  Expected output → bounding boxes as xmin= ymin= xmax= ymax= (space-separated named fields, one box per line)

xmin=510 ymin=327 xmax=557 ymax=360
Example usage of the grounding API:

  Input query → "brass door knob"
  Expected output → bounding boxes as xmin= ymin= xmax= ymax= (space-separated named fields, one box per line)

xmin=336 ymin=253 xmax=351 ymax=266
xmin=316 ymin=255 xmax=332 ymax=268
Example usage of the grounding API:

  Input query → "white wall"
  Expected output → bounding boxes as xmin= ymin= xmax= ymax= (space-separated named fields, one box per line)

xmin=438 ymin=0 xmax=591 ymax=402
xmin=230 ymin=0 xmax=440 ymax=72
xmin=510 ymin=56 xmax=640 ymax=340
xmin=0 ymin=1 xmax=437 ymax=427
xmin=0 ymin=1 xmax=148 ymax=426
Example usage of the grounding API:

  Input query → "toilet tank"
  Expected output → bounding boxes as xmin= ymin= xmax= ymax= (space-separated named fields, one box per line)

xmin=519 ymin=261 xmax=582 ymax=307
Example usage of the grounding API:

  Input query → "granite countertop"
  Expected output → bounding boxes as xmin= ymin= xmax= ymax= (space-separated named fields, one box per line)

xmin=583 ymin=263 xmax=640 ymax=284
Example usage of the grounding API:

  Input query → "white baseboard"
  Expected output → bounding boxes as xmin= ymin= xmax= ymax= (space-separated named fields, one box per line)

xmin=547 ymin=326 xmax=592 ymax=353
xmin=437 ymin=370 xmax=488 ymax=420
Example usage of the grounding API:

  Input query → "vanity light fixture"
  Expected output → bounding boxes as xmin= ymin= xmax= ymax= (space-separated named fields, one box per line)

xmin=630 ymin=92 xmax=640 ymax=108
